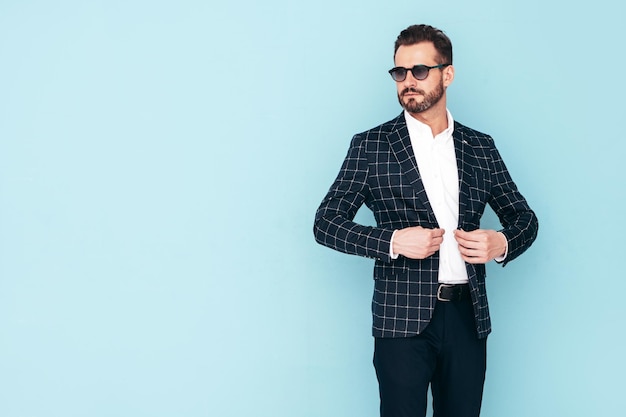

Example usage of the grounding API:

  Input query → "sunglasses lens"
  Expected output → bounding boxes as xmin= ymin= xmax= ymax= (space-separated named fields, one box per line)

xmin=411 ymin=66 xmax=429 ymax=80
xmin=390 ymin=68 xmax=407 ymax=82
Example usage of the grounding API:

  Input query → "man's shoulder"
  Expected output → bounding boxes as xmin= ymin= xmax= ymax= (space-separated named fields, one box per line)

xmin=453 ymin=120 xmax=493 ymax=143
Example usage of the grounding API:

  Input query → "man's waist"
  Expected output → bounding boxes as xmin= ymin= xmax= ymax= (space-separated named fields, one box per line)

xmin=436 ymin=283 xmax=471 ymax=302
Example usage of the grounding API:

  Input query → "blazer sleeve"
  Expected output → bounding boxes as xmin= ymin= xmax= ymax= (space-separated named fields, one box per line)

xmin=487 ymin=139 xmax=539 ymax=265
xmin=313 ymin=134 xmax=395 ymax=262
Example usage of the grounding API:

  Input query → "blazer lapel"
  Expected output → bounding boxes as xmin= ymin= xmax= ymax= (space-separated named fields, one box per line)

xmin=387 ymin=115 xmax=438 ymax=226
xmin=453 ymin=125 xmax=476 ymax=228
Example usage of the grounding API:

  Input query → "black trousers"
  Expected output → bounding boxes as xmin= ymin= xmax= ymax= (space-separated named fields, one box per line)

xmin=373 ymin=298 xmax=487 ymax=417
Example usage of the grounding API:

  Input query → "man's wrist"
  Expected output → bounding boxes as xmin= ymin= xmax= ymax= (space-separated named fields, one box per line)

xmin=494 ymin=231 xmax=508 ymax=262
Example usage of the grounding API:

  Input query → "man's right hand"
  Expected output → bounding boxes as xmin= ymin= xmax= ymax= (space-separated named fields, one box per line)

xmin=392 ymin=226 xmax=444 ymax=259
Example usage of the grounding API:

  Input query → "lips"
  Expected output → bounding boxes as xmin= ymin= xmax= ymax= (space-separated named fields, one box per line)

xmin=401 ymin=88 xmax=425 ymax=97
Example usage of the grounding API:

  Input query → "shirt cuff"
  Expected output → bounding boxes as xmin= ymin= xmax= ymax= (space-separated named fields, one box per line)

xmin=389 ymin=230 xmax=399 ymax=260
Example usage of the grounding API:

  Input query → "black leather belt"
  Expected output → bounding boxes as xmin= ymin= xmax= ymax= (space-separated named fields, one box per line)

xmin=436 ymin=283 xmax=471 ymax=302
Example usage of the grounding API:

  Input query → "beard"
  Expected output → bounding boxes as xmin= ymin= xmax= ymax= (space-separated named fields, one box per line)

xmin=397 ymin=80 xmax=445 ymax=114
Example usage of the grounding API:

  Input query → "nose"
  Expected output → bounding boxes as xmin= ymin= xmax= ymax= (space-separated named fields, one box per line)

xmin=402 ymin=69 xmax=419 ymax=85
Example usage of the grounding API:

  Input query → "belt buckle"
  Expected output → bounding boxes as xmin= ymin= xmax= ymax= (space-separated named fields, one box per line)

xmin=437 ymin=283 xmax=454 ymax=302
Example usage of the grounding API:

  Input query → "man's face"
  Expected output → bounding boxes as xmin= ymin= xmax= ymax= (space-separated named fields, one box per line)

xmin=393 ymin=42 xmax=453 ymax=115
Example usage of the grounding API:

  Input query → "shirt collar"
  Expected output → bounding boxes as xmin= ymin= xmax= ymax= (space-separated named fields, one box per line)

xmin=404 ymin=109 xmax=455 ymax=141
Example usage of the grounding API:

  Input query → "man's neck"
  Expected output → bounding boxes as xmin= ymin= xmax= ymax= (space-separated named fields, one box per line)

xmin=407 ymin=108 xmax=449 ymax=137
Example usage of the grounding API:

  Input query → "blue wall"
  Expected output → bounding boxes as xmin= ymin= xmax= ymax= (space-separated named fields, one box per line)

xmin=1 ymin=1 xmax=624 ymax=416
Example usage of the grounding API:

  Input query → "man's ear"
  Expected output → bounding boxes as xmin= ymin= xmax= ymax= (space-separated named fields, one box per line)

xmin=443 ymin=65 xmax=455 ymax=87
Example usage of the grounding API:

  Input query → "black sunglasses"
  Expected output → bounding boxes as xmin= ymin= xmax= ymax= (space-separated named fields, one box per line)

xmin=388 ymin=64 xmax=451 ymax=82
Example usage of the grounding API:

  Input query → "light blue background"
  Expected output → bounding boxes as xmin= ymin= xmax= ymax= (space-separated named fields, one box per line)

xmin=1 ymin=1 xmax=624 ymax=416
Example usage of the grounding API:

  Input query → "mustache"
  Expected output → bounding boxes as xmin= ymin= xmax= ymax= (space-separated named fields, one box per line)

xmin=400 ymin=87 xmax=425 ymax=97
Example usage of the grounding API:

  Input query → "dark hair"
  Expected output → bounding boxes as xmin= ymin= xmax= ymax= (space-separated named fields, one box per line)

xmin=394 ymin=24 xmax=453 ymax=65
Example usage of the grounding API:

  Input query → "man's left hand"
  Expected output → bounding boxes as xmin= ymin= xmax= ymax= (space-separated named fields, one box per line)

xmin=453 ymin=229 xmax=507 ymax=264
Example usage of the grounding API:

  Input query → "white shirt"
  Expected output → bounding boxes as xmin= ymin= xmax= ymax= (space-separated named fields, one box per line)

xmin=394 ymin=109 xmax=469 ymax=283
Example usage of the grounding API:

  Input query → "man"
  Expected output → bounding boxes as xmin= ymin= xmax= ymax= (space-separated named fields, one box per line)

xmin=313 ymin=24 xmax=538 ymax=417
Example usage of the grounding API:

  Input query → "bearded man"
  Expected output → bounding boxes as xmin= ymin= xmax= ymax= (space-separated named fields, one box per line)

xmin=314 ymin=24 xmax=538 ymax=417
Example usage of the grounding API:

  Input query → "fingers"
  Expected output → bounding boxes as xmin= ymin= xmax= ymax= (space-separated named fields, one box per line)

xmin=455 ymin=228 xmax=494 ymax=243
xmin=453 ymin=229 xmax=504 ymax=264
xmin=454 ymin=230 xmax=486 ymax=263
xmin=418 ymin=229 xmax=444 ymax=258
xmin=393 ymin=226 xmax=445 ymax=260
xmin=458 ymin=248 xmax=490 ymax=264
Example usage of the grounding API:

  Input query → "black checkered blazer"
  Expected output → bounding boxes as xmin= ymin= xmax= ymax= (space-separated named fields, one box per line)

xmin=314 ymin=112 xmax=538 ymax=339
